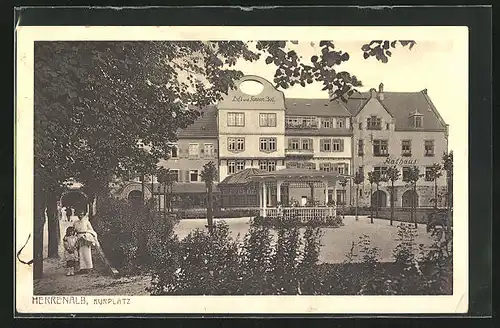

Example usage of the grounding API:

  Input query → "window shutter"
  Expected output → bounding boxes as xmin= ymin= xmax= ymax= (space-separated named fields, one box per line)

xmin=340 ymin=139 xmax=344 ymax=152
xmin=185 ymin=170 xmax=190 ymax=182
xmin=288 ymin=139 xmax=293 ymax=149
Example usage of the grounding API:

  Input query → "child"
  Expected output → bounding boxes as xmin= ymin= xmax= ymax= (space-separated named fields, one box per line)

xmin=63 ymin=226 xmax=79 ymax=276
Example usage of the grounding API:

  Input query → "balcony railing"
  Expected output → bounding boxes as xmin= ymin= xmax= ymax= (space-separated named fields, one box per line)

xmin=265 ymin=206 xmax=334 ymax=221
xmin=285 ymin=122 xmax=319 ymax=129
xmin=285 ymin=148 xmax=315 ymax=156
xmin=367 ymin=124 xmax=382 ymax=130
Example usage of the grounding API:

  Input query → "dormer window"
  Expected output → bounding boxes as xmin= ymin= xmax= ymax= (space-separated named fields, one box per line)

xmin=409 ymin=109 xmax=424 ymax=129
xmin=415 ymin=116 xmax=423 ymax=128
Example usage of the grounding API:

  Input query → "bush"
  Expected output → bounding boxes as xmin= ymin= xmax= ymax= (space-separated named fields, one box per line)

xmin=95 ymin=197 xmax=174 ymax=273
xmin=251 ymin=215 xmax=343 ymax=229
xmin=147 ymin=213 xmax=452 ymax=295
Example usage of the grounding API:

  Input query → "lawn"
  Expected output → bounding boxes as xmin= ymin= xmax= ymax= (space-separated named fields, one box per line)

xmin=175 ymin=216 xmax=433 ymax=263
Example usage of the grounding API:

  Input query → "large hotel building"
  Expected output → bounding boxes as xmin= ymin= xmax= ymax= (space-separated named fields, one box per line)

xmin=116 ymin=75 xmax=449 ymax=210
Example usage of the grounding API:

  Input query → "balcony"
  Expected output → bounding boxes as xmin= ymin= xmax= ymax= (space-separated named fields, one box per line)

xmin=285 ymin=148 xmax=315 ymax=157
xmin=285 ymin=122 xmax=319 ymax=129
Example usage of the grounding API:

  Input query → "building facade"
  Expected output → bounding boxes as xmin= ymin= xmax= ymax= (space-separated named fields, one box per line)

xmin=345 ymin=83 xmax=449 ymax=208
xmin=117 ymin=76 xmax=448 ymax=211
xmin=217 ymin=75 xmax=287 ymax=181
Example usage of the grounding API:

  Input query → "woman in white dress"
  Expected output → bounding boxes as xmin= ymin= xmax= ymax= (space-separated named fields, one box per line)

xmin=73 ymin=208 xmax=98 ymax=273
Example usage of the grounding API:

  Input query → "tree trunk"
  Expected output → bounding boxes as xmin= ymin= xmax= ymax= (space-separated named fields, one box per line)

xmin=390 ymin=182 xmax=394 ymax=226
xmin=163 ymin=184 xmax=167 ymax=219
xmin=342 ymin=187 xmax=345 ymax=220
xmin=47 ymin=190 xmax=60 ymax=258
xmin=413 ymin=184 xmax=418 ymax=228
xmin=141 ymin=174 xmax=145 ymax=204
xmin=434 ymin=179 xmax=438 ymax=210
xmin=207 ymin=185 xmax=214 ymax=234
xmin=355 ymin=185 xmax=359 ymax=221
xmin=33 ymin=175 xmax=46 ymax=279
xmin=370 ymin=184 xmax=373 ymax=224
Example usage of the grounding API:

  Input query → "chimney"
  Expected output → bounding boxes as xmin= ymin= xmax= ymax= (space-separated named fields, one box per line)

xmin=378 ymin=83 xmax=384 ymax=100
xmin=370 ymin=88 xmax=377 ymax=98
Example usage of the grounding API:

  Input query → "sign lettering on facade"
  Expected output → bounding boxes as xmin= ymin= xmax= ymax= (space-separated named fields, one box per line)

xmin=232 ymin=95 xmax=275 ymax=103
xmin=384 ymin=157 xmax=418 ymax=165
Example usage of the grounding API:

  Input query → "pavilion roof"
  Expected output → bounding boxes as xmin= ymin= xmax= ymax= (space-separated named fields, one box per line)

xmin=219 ymin=168 xmax=267 ymax=186
xmin=249 ymin=168 xmax=351 ymax=181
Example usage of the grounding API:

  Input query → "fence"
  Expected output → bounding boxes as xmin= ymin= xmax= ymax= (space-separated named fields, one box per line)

xmin=265 ymin=207 xmax=332 ymax=222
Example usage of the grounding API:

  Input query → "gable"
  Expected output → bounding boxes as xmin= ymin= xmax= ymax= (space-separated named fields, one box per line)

xmin=356 ymin=97 xmax=393 ymax=122
xmin=218 ymin=75 xmax=286 ymax=111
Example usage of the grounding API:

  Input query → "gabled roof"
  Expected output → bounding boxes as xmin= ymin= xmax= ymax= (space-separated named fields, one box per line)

xmin=219 ymin=168 xmax=266 ymax=186
xmin=285 ymin=98 xmax=352 ymax=117
xmin=344 ymin=90 xmax=447 ymax=131
xmin=177 ymin=105 xmax=218 ymax=138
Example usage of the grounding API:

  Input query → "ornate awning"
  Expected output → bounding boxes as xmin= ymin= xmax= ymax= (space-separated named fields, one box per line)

xmin=219 ymin=168 xmax=267 ymax=186
xmin=249 ymin=168 xmax=351 ymax=183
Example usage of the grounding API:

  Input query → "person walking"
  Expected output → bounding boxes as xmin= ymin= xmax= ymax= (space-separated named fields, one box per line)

xmin=73 ymin=207 xmax=97 ymax=274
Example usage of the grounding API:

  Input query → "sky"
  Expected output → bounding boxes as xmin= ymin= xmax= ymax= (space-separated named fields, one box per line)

xmin=231 ymin=40 xmax=466 ymax=152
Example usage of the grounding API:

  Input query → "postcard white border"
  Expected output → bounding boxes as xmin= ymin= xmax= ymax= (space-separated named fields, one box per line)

xmin=15 ymin=26 xmax=469 ymax=314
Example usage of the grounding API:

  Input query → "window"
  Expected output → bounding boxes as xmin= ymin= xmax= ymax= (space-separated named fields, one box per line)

xmin=227 ymin=112 xmax=245 ymax=127
xmin=336 ymin=190 xmax=347 ymax=205
xmin=260 ymin=113 xmax=277 ymax=127
xmin=425 ymin=166 xmax=434 ymax=181
xmin=336 ymin=164 xmax=348 ymax=175
xmin=367 ymin=116 xmax=382 ymax=130
xmin=415 ymin=116 xmax=423 ymax=128
xmin=302 ymin=139 xmax=312 ymax=150
xmin=260 ymin=138 xmax=277 ymax=152
xmin=228 ymin=161 xmax=235 ymax=174
xmin=332 ymin=139 xmax=344 ymax=152
xmin=259 ymin=160 xmax=276 ymax=172
xmin=386 ymin=123 xmax=390 ymax=130
xmin=320 ymin=163 xmax=333 ymax=172
xmin=337 ymin=118 xmax=345 ymax=128
xmin=374 ymin=166 xmax=388 ymax=179
xmin=322 ymin=118 xmax=333 ymax=128
xmin=285 ymin=116 xmax=318 ymax=129
xmin=169 ymin=169 xmax=179 ymax=182
xmin=402 ymin=167 xmax=411 ymax=182
xmin=425 ymin=140 xmax=435 ymax=156
xmin=373 ymin=139 xmax=389 ymax=156
xmin=359 ymin=122 xmax=362 ymax=130
xmin=170 ymin=145 xmax=178 ymax=158
xmin=203 ymin=143 xmax=214 ymax=157
xmin=236 ymin=160 xmax=245 ymax=172
xmin=228 ymin=160 xmax=245 ymax=174
xmin=228 ymin=138 xmax=245 ymax=152
xmin=188 ymin=143 xmax=199 ymax=157
xmin=320 ymin=139 xmax=331 ymax=152
xmin=402 ymin=140 xmax=412 ymax=156
xmin=289 ymin=138 xmax=300 ymax=150
xmin=358 ymin=139 xmax=364 ymax=156
xmin=286 ymin=161 xmax=315 ymax=170
xmin=189 ymin=170 xmax=199 ymax=182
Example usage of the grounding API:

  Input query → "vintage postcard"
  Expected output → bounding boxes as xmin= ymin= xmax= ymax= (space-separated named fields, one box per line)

xmin=15 ymin=25 xmax=468 ymax=314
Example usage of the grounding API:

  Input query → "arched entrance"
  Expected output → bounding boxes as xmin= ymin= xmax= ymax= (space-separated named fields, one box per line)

xmin=60 ymin=190 xmax=89 ymax=219
xmin=402 ymin=190 xmax=419 ymax=208
xmin=371 ymin=190 xmax=387 ymax=208
xmin=128 ymin=190 xmax=143 ymax=207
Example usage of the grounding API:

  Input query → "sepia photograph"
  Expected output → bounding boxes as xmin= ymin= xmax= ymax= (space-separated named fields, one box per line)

xmin=15 ymin=25 xmax=469 ymax=314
